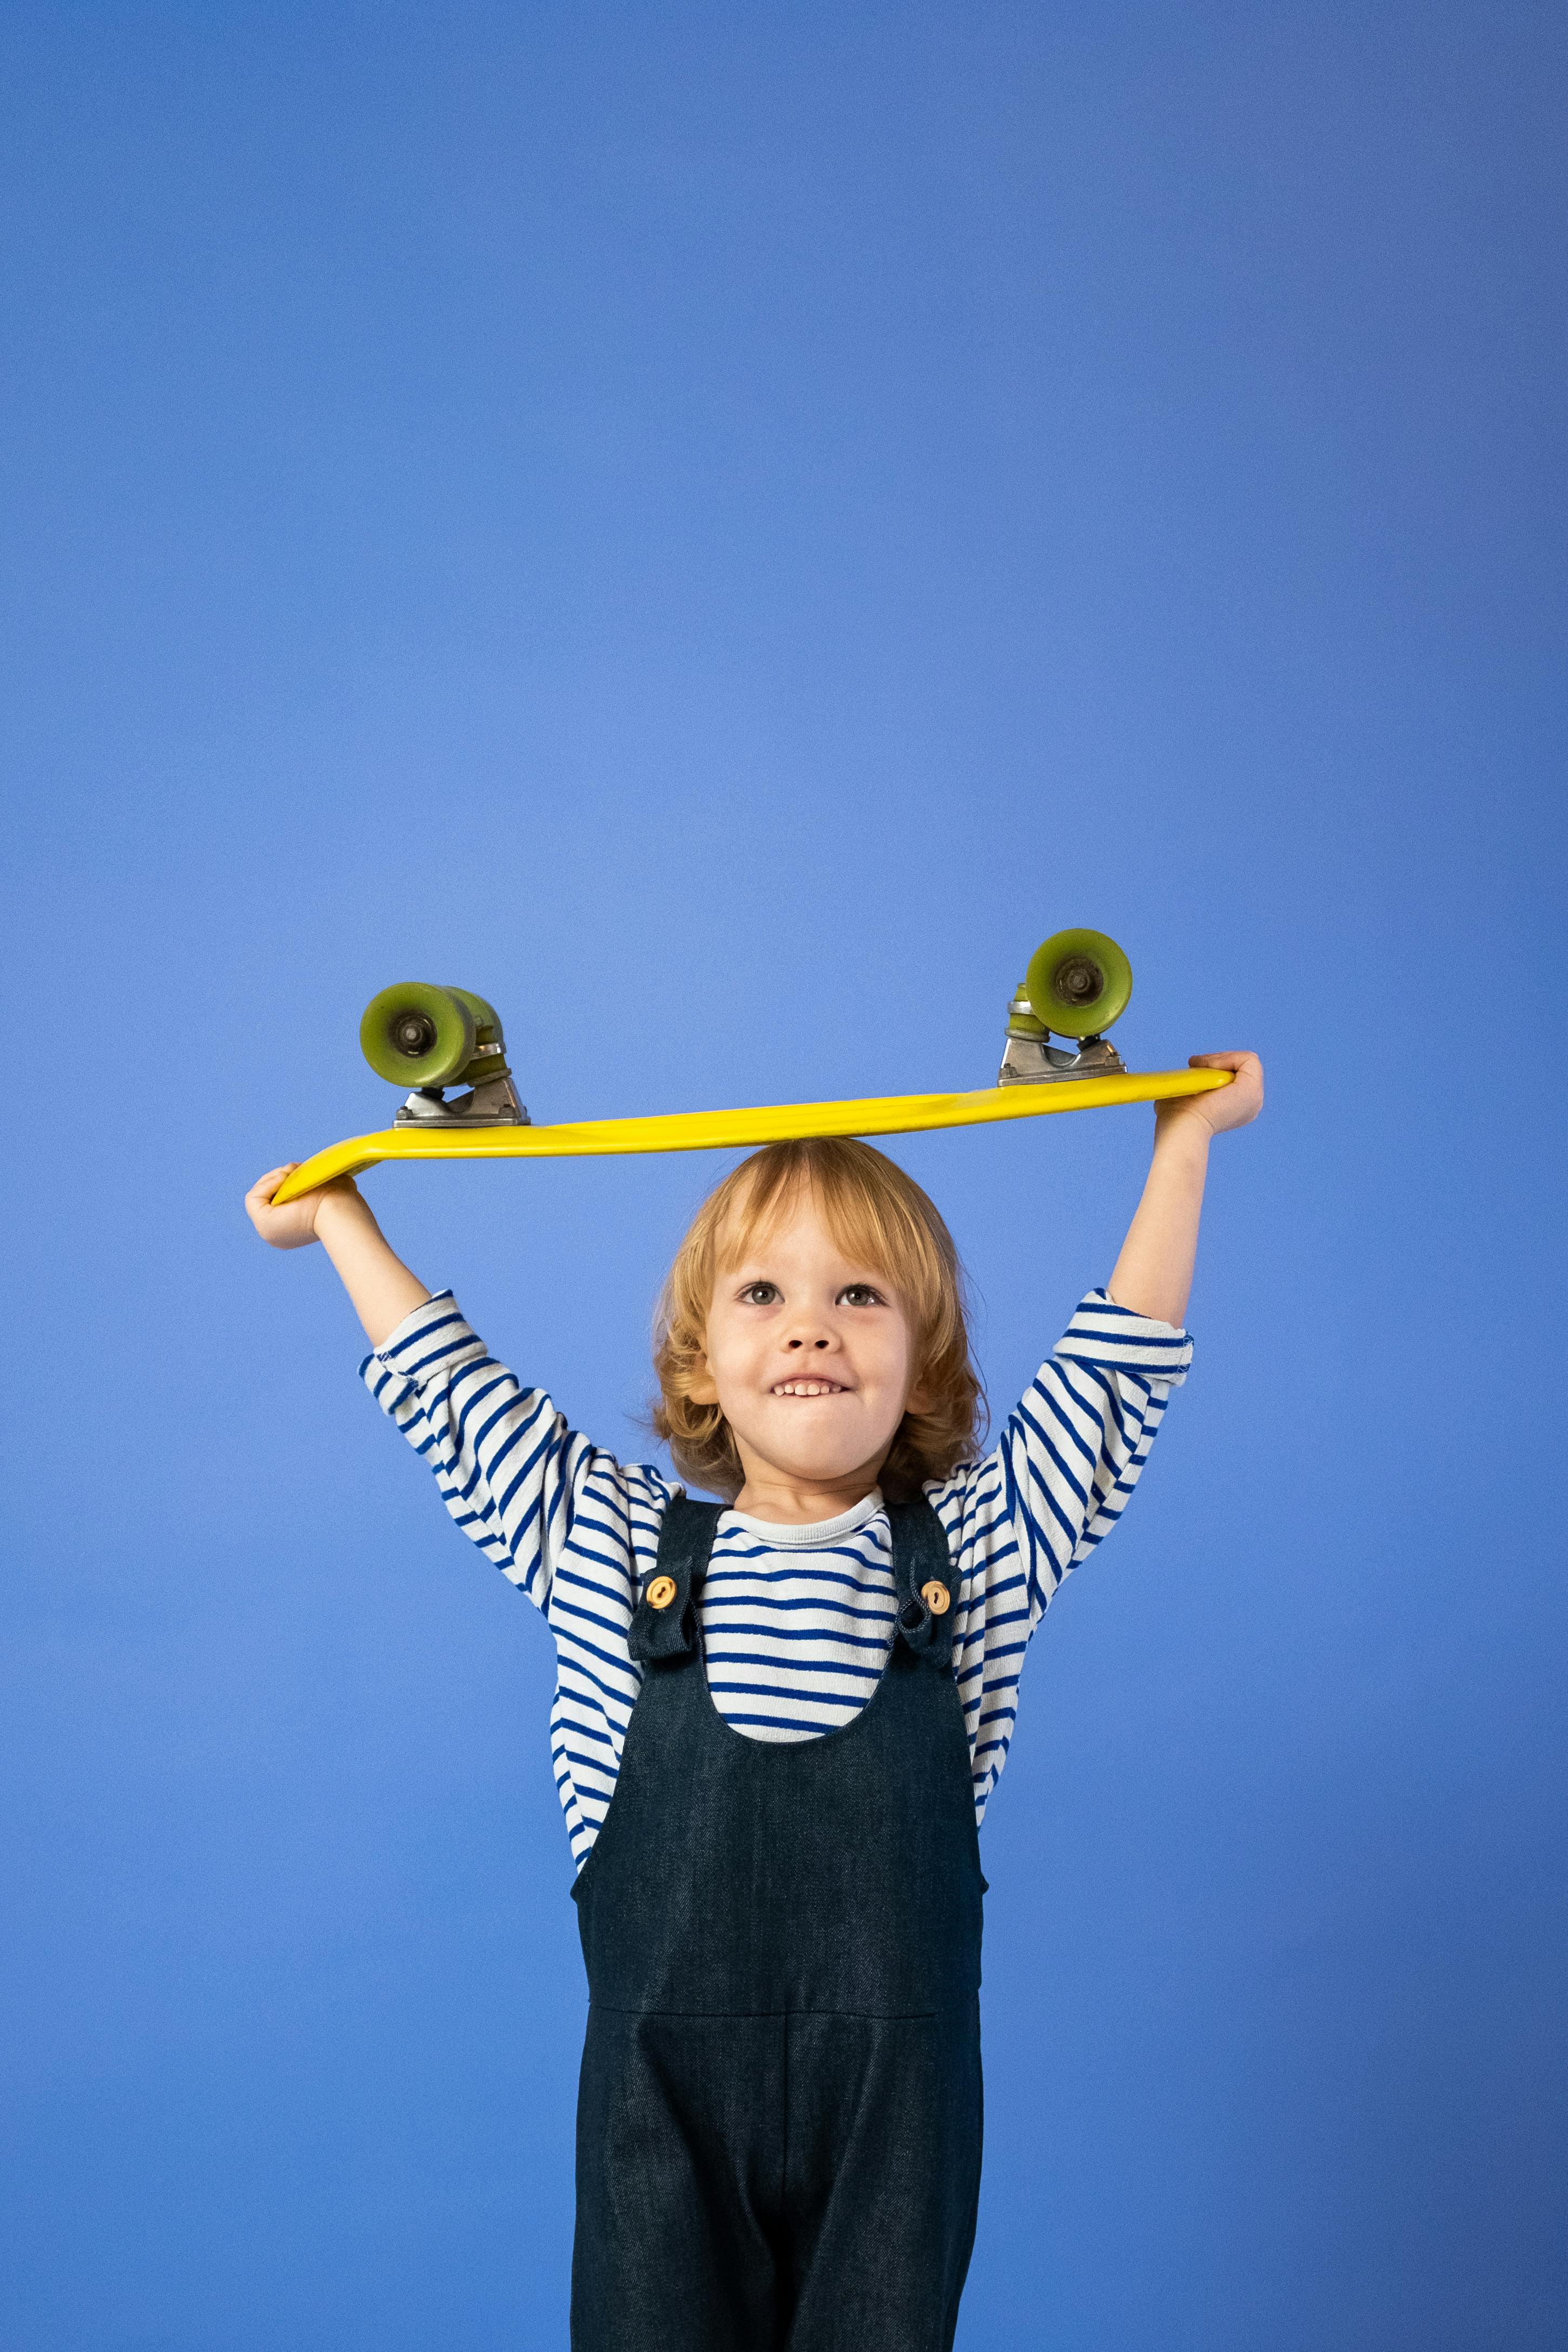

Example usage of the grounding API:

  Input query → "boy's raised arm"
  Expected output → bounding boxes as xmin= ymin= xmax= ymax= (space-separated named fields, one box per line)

xmin=1106 ymin=1051 xmax=1263 ymax=1328
xmin=246 ymin=1167 xmax=431 ymax=1349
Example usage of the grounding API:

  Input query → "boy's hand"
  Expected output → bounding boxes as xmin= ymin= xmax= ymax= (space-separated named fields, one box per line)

xmin=244 ymin=1166 xmax=429 ymax=1344
xmin=1109 ymin=1052 xmax=1263 ymax=1324
xmin=245 ymin=1164 xmax=361 ymax=1250
xmin=1156 ymin=1051 xmax=1264 ymax=1139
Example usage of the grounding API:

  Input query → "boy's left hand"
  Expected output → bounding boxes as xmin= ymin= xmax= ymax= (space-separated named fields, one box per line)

xmin=1159 ymin=1051 xmax=1264 ymax=1137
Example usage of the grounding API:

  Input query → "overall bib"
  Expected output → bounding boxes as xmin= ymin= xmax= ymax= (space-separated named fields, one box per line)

xmin=570 ymin=1495 xmax=985 ymax=2352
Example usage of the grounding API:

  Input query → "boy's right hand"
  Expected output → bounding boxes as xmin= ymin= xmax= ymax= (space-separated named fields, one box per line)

xmin=246 ymin=1165 xmax=361 ymax=1250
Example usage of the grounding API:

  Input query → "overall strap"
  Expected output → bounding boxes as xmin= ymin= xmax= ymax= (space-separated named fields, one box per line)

xmin=627 ymin=1494 xmax=722 ymax=1662
xmin=886 ymin=1495 xmax=958 ymax=1669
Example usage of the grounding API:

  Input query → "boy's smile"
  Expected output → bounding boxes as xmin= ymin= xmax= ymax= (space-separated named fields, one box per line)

xmin=685 ymin=1185 xmax=925 ymax=1521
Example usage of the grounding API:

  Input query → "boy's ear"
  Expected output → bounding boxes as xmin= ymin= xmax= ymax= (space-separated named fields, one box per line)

xmin=905 ymin=1377 xmax=931 ymax=1416
xmin=686 ymin=1353 xmax=719 ymax=1406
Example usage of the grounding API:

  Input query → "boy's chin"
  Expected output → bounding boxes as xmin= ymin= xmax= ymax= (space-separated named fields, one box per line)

xmin=737 ymin=1431 xmax=889 ymax=1490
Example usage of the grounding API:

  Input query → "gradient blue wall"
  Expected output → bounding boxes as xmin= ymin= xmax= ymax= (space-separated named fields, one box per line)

xmin=3 ymin=6 xmax=1564 ymax=2346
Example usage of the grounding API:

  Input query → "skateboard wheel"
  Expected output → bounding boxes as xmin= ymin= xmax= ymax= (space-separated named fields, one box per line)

xmin=1024 ymin=929 xmax=1133 ymax=1039
xmin=360 ymin=984 xmax=477 ymax=1087
xmin=442 ymin=988 xmax=514 ymax=1082
xmin=446 ymin=988 xmax=503 ymax=1040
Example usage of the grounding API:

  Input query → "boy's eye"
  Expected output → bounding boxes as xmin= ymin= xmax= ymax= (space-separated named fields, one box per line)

xmin=838 ymin=1284 xmax=884 ymax=1307
xmin=739 ymin=1281 xmax=781 ymax=1305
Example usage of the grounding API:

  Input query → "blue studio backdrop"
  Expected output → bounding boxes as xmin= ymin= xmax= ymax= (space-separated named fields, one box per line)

xmin=2 ymin=6 xmax=1564 ymax=2348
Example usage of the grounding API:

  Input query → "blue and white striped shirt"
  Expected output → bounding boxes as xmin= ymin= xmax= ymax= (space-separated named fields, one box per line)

xmin=363 ymin=1290 xmax=1192 ymax=1870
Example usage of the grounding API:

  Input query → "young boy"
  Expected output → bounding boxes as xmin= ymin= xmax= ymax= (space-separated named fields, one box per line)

xmin=246 ymin=1049 xmax=1261 ymax=2351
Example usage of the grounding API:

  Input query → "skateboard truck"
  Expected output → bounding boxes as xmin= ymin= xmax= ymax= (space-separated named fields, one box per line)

xmin=394 ymin=1065 xmax=530 ymax=1127
xmin=997 ymin=930 xmax=1132 ymax=1086
xmin=359 ymin=985 xmax=531 ymax=1128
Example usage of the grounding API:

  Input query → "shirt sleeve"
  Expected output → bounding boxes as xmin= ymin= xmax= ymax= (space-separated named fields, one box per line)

xmin=358 ymin=1289 xmax=660 ymax=1616
xmin=1008 ymin=1287 xmax=1192 ymax=1605
xmin=928 ymin=1287 xmax=1193 ymax=1819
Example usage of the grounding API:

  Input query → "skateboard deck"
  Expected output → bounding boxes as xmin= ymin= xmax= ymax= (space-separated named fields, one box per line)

xmin=270 ymin=1066 xmax=1231 ymax=1203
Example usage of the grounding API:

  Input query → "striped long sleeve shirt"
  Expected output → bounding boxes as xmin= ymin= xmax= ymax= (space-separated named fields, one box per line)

xmin=362 ymin=1290 xmax=1192 ymax=1870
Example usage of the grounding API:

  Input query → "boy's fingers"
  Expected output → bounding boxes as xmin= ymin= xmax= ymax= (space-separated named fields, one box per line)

xmin=247 ymin=1165 xmax=300 ymax=1208
xmin=1181 ymin=1050 xmax=1265 ymax=1129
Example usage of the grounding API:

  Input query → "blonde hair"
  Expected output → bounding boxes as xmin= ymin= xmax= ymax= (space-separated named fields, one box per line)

xmin=650 ymin=1137 xmax=985 ymax=1502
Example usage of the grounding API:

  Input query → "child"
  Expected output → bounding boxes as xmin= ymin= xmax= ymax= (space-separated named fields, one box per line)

xmin=246 ymin=1048 xmax=1262 ymax=2350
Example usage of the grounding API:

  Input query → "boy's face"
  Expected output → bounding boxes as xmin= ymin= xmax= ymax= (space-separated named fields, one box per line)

xmin=689 ymin=1183 xmax=924 ymax=1501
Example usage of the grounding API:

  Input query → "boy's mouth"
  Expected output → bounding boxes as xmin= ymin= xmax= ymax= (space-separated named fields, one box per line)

xmin=771 ymin=1379 xmax=849 ymax=1398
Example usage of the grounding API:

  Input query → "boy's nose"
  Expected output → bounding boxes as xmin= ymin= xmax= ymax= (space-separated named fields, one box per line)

xmin=786 ymin=1337 xmax=831 ymax=1350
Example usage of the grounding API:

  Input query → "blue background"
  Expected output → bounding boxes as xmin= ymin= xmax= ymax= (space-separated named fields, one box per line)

xmin=3 ymin=5 xmax=1564 ymax=2346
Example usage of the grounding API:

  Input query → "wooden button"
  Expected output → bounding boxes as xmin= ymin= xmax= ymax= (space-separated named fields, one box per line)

xmin=921 ymin=1580 xmax=951 ymax=1616
xmin=645 ymin=1575 xmax=678 ymax=1610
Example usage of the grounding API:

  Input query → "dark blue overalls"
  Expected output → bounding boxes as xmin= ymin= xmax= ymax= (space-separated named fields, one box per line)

xmin=569 ymin=1495 xmax=985 ymax=2351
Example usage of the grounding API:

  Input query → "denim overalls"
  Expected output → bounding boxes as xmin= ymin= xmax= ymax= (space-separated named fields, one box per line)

xmin=569 ymin=1494 xmax=986 ymax=2351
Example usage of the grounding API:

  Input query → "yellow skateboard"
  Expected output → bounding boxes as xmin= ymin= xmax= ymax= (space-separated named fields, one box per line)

xmin=271 ymin=929 xmax=1231 ymax=1205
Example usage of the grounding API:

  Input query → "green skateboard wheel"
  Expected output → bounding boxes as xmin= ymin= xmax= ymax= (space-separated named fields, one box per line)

xmin=1024 ymin=929 xmax=1133 ymax=1038
xmin=447 ymin=988 xmax=501 ymax=1036
xmin=444 ymin=989 xmax=512 ymax=1081
xmin=360 ymin=984 xmax=477 ymax=1087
